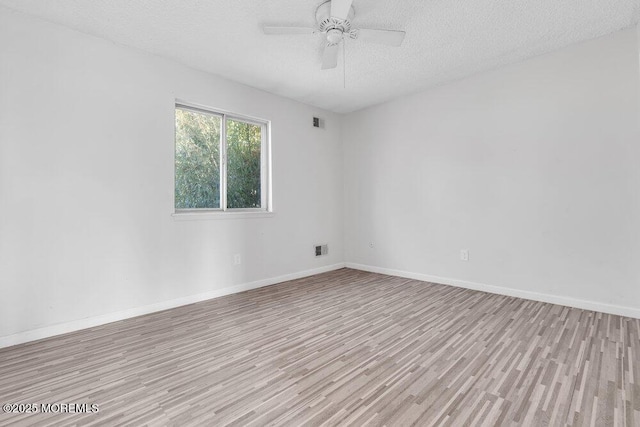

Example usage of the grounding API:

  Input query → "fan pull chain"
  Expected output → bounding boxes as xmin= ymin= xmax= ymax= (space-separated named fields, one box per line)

xmin=343 ymin=40 xmax=346 ymax=89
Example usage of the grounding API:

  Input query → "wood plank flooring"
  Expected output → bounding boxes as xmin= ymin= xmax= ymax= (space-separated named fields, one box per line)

xmin=0 ymin=268 xmax=638 ymax=426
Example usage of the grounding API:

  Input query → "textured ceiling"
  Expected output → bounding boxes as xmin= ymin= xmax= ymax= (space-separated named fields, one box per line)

xmin=1 ymin=0 xmax=638 ymax=113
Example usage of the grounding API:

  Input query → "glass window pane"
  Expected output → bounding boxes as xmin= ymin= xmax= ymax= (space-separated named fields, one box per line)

xmin=175 ymin=108 xmax=221 ymax=209
xmin=226 ymin=119 xmax=262 ymax=209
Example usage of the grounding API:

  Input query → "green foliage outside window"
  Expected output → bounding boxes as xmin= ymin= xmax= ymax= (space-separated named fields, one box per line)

xmin=175 ymin=107 xmax=263 ymax=210
xmin=227 ymin=119 xmax=261 ymax=209
xmin=175 ymin=109 xmax=221 ymax=209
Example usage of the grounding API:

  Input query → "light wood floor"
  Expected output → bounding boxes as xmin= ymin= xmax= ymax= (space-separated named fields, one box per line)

xmin=1 ymin=268 xmax=638 ymax=426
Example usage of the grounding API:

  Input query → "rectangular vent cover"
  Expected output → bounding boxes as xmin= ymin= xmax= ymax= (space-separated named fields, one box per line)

xmin=314 ymin=244 xmax=328 ymax=257
xmin=313 ymin=117 xmax=320 ymax=128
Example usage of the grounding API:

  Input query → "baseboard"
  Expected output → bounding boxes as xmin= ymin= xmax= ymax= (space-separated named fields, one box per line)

xmin=0 ymin=262 xmax=346 ymax=349
xmin=345 ymin=262 xmax=640 ymax=319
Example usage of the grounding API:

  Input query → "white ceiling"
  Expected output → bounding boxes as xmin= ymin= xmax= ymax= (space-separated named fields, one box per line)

xmin=1 ymin=0 xmax=638 ymax=113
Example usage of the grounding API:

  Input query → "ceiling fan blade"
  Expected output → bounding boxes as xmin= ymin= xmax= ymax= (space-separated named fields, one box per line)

xmin=263 ymin=26 xmax=316 ymax=35
xmin=321 ymin=43 xmax=340 ymax=70
xmin=357 ymin=29 xmax=406 ymax=46
xmin=330 ymin=0 xmax=353 ymax=20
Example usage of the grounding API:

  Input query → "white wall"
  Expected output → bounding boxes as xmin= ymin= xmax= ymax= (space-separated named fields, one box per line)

xmin=344 ymin=27 xmax=640 ymax=316
xmin=0 ymin=7 xmax=344 ymax=342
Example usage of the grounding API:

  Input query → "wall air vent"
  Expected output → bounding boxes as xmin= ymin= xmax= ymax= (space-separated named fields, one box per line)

xmin=313 ymin=117 xmax=320 ymax=128
xmin=314 ymin=244 xmax=328 ymax=257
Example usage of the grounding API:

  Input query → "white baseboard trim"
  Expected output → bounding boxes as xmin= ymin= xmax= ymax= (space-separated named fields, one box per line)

xmin=345 ymin=262 xmax=640 ymax=319
xmin=0 ymin=263 xmax=346 ymax=349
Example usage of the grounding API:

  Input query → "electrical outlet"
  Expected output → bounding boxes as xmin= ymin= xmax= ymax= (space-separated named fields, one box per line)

xmin=460 ymin=249 xmax=469 ymax=261
xmin=234 ymin=254 xmax=241 ymax=265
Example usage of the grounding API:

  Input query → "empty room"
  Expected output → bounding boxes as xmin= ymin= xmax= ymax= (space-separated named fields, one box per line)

xmin=1 ymin=0 xmax=639 ymax=425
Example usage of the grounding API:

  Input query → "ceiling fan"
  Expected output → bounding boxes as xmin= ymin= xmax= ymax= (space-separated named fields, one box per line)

xmin=263 ymin=0 xmax=406 ymax=70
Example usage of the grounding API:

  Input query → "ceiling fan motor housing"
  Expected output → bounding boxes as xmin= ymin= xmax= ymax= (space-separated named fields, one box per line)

xmin=316 ymin=0 xmax=355 ymax=44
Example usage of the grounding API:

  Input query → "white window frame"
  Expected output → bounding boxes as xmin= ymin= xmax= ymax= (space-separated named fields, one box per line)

xmin=173 ymin=101 xmax=272 ymax=219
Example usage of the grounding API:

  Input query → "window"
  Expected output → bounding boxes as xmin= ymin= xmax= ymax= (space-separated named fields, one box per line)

xmin=174 ymin=103 xmax=270 ymax=213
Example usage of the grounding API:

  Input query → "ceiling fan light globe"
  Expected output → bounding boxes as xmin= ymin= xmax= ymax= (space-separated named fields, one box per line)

xmin=326 ymin=29 xmax=343 ymax=44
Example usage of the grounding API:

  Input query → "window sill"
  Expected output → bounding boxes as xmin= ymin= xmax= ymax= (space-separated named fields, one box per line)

xmin=171 ymin=211 xmax=275 ymax=221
